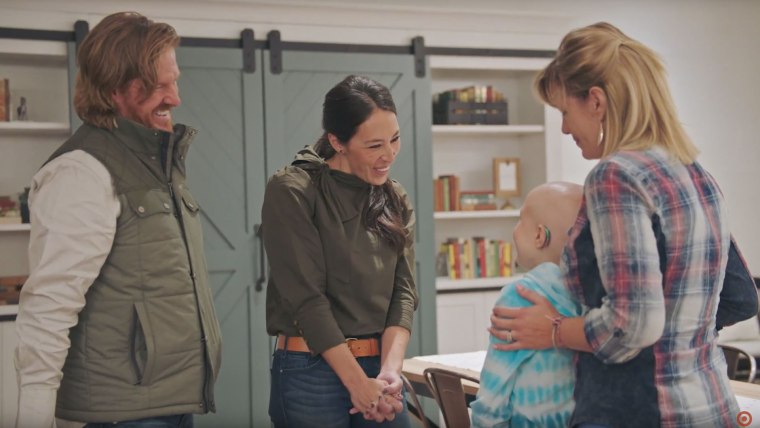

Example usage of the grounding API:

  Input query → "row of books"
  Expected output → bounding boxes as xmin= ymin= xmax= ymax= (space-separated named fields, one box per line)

xmin=433 ymin=175 xmax=461 ymax=211
xmin=437 ymin=237 xmax=512 ymax=280
xmin=433 ymin=85 xmax=506 ymax=104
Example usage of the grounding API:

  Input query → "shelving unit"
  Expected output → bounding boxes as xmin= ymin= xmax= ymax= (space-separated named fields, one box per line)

xmin=0 ymin=39 xmax=71 ymax=197
xmin=430 ymin=54 xmax=560 ymax=354
xmin=0 ymin=39 xmax=70 ymax=279
xmin=0 ymin=121 xmax=70 ymax=135
xmin=436 ymin=274 xmax=523 ymax=291
xmin=432 ymin=124 xmax=544 ymax=135
xmin=434 ymin=209 xmax=519 ymax=220
xmin=0 ymin=37 xmax=71 ymax=428
xmin=0 ymin=224 xmax=30 ymax=232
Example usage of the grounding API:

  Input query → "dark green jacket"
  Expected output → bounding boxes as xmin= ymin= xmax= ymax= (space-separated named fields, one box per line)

xmin=262 ymin=145 xmax=417 ymax=354
xmin=48 ymin=117 xmax=222 ymax=422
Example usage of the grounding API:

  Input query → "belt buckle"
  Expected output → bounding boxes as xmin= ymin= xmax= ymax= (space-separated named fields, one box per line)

xmin=345 ymin=337 xmax=360 ymax=355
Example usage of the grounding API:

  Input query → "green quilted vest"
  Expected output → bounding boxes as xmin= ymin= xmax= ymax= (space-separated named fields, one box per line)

xmin=46 ymin=118 xmax=222 ymax=422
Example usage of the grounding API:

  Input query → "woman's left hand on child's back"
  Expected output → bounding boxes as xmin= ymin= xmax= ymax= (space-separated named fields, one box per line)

xmin=489 ymin=284 xmax=560 ymax=351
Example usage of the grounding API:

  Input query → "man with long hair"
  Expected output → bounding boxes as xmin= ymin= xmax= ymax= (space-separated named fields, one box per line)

xmin=15 ymin=12 xmax=221 ymax=428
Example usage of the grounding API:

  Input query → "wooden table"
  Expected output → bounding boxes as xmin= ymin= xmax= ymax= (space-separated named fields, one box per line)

xmin=403 ymin=351 xmax=760 ymax=402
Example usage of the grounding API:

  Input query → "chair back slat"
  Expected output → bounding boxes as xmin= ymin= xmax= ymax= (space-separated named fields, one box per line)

xmin=423 ymin=367 xmax=479 ymax=428
xmin=401 ymin=374 xmax=431 ymax=428
xmin=720 ymin=343 xmax=757 ymax=383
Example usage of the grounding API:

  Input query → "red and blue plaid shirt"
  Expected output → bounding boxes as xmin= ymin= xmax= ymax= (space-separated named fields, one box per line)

xmin=562 ymin=146 xmax=754 ymax=427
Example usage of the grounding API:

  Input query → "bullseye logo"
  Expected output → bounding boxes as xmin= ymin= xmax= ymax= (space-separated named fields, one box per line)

xmin=737 ymin=410 xmax=753 ymax=427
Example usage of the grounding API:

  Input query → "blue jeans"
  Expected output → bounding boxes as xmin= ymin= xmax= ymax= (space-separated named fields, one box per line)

xmin=269 ymin=350 xmax=412 ymax=428
xmin=84 ymin=414 xmax=192 ymax=428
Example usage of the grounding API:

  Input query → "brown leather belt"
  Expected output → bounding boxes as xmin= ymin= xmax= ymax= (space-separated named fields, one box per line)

xmin=276 ymin=335 xmax=380 ymax=358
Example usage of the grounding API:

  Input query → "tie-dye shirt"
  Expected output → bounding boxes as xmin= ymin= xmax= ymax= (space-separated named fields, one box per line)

xmin=471 ymin=262 xmax=581 ymax=428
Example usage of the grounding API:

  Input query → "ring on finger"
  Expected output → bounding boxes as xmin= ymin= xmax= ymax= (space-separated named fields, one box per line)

xmin=505 ymin=329 xmax=513 ymax=342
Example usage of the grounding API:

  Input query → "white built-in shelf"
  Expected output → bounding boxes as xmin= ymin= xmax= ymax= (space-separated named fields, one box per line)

xmin=436 ymin=274 xmax=524 ymax=291
xmin=432 ymin=124 xmax=544 ymax=135
xmin=0 ymin=39 xmax=68 ymax=59
xmin=0 ymin=304 xmax=19 ymax=317
xmin=430 ymin=55 xmax=550 ymax=72
xmin=0 ymin=121 xmax=70 ymax=135
xmin=434 ymin=209 xmax=519 ymax=220
xmin=0 ymin=223 xmax=30 ymax=232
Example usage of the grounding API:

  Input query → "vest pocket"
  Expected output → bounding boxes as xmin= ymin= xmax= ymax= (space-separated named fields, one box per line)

xmin=125 ymin=189 xmax=174 ymax=218
xmin=180 ymin=188 xmax=200 ymax=216
xmin=131 ymin=302 xmax=157 ymax=385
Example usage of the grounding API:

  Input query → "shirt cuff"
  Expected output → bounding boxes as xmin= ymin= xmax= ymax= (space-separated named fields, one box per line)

xmin=17 ymin=388 xmax=57 ymax=428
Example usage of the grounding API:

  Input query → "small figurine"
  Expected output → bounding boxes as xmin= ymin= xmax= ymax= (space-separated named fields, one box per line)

xmin=17 ymin=96 xmax=28 ymax=121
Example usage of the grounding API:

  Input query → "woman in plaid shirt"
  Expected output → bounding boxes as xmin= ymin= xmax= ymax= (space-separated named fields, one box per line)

xmin=489 ymin=22 xmax=757 ymax=428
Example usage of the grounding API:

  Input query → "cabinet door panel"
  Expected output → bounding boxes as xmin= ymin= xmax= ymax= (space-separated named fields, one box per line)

xmin=173 ymin=46 xmax=269 ymax=428
xmin=436 ymin=292 xmax=483 ymax=354
xmin=436 ymin=290 xmax=502 ymax=354
xmin=0 ymin=321 xmax=19 ymax=427
xmin=262 ymin=51 xmax=436 ymax=358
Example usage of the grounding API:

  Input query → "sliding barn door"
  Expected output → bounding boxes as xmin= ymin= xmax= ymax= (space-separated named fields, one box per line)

xmin=173 ymin=46 xmax=271 ymax=427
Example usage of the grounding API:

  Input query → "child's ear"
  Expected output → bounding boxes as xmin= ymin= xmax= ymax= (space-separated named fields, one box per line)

xmin=535 ymin=224 xmax=551 ymax=249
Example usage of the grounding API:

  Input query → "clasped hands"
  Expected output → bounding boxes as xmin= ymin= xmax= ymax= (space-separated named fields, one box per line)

xmin=348 ymin=371 xmax=405 ymax=422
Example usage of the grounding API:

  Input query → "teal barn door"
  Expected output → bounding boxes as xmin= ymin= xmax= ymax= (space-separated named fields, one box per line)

xmin=173 ymin=46 xmax=271 ymax=427
xmin=262 ymin=50 xmax=436 ymax=359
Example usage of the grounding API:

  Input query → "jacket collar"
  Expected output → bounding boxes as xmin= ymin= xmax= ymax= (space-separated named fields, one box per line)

xmin=113 ymin=116 xmax=197 ymax=159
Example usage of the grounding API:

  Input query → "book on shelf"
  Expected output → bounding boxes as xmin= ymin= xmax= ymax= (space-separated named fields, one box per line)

xmin=438 ymin=237 xmax=512 ymax=280
xmin=0 ymin=78 xmax=9 ymax=122
xmin=433 ymin=174 xmax=461 ymax=211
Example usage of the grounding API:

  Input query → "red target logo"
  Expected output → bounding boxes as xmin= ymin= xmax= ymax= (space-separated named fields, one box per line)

xmin=737 ymin=411 xmax=752 ymax=427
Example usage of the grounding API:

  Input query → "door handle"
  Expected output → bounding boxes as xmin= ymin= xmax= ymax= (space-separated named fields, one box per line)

xmin=254 ymin=224 xmax=266 ymax=292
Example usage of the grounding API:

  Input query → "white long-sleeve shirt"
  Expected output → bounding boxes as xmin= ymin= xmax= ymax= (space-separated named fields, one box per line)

xmin=15 ymin=150 xmax=119 ymax=428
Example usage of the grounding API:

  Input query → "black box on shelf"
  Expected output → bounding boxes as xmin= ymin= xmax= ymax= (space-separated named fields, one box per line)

xmin=433 ymin=100 xmax=508 ymax=125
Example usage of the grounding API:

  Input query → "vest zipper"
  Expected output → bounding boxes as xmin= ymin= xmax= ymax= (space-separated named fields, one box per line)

xmin=168 ymin=130 xmax=212 ymax=411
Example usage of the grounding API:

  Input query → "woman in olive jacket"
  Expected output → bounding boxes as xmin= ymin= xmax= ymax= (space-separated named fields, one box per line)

xmin=262 ymin=75 xmax=418 ymax=428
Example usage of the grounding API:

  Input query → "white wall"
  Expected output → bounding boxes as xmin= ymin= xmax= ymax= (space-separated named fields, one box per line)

xmin=1 ymin=0 xmax=758 ymax=272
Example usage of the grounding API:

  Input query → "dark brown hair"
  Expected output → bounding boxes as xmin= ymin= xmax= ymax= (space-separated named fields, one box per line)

xmin=74 ymin=12 xmax=179 ymax=129
xmin=314 ymin=75 xmax=409 ymax=253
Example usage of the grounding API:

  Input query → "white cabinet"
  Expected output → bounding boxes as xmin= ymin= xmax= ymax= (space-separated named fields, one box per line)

xmin=430 ymin=55 xmax=560 ymax=353
xmin=436 ymin=289 xmax=501 ymax=354
xmin=0 ymin=318 xmax=19 ymax=427
xmin=0 ymin=39 xmax=70 ymax=277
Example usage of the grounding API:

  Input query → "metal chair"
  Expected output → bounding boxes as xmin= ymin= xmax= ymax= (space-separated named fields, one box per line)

xmin=401 ymin=374 xmax=432 ymax=428
xmin=423 ymin=367 xmax=480 ymax=428
xmin=720 ymin=343 xmax=757 ymax=383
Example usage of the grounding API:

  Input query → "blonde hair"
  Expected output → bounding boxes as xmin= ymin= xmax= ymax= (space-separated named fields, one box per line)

xmin=534 ymin=22 xmax=698 ymax=164
xmin=74 ymin=12 xmax=179 ymax=129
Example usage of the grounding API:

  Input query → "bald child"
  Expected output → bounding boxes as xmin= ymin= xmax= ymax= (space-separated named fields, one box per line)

xmin=471 ymin=181 xmax=583 ymax=428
